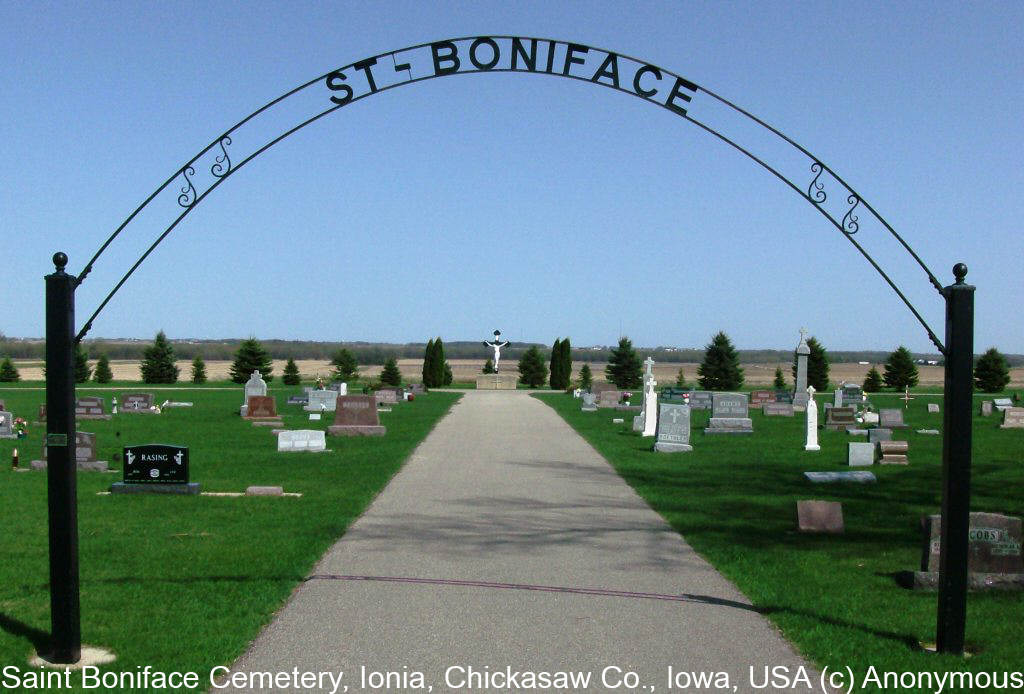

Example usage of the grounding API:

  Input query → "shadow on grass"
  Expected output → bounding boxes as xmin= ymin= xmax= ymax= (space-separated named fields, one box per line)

xmin=0 ymin=612 xmax=50 ymax=653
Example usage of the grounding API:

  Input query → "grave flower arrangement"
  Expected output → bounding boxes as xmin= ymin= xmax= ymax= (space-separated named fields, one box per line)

xmin=14 ymin=417 xmax=28 ymax=438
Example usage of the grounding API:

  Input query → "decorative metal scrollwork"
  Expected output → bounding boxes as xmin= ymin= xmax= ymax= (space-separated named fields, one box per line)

xmin=177 ymin=166 xmax=197 ymax=207
xmin=211 ymin=136 xmax=232 ymax=178
xmin=807 ymin=161 xmax=826 ymax=204
xmin=842 ymin=194 xmax=860 ymax=235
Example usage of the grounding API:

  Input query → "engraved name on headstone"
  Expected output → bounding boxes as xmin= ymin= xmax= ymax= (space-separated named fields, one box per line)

xmin=654 ymin=403 xmax=692 ymax=453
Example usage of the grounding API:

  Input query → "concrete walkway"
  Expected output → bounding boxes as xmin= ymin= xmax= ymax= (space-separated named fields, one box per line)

xmin=223 ymin=390 xmax=823 ymax=693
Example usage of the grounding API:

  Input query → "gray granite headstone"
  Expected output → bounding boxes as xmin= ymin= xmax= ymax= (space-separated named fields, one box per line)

xmin=868 ymin=428 xmax=892 ymax=444
xmin=277 ymin=429 xmax=327 ymax=452
xmin=687 ymin=391 xmax=713 ymax=410
xmin=981 ymin=401 xmax=993 ymax=416
xmin=841 ymin=384 xmax=864 ymax=407
xmin=598 ymin=390 xmax=622 ymax=408
xmin=825 ymin=407 xmax=856 ymax=430
xmin=914 ymin=512 xmax=1024 ymax=589
xmin=581 ymin=392 xmax=597 ymax=412
xmin=878 ymin=409 xmax=907 ymax=429
xmin=75 ymin=396 xmax=109 ymax=419
xmin=0 ymin=411 xmax=14 ymax=439
xmin=241 ymin=371 xmax=268 ymax=416
xmin=763 ymin=402 xmax=795 ymax=417
xmin=706 ymin=392 xmax=752 ymax=434
xmin=848 ymin=442 xmax=875 ymax=467
xmin=121 ymin=393 xmax=156 ymax=412
xmin=927 ymin=403 xmax=940 ymax=414
xmin=33 ymin=431 xmax=107 ymax=471
xmin=654 ymin=403 xmax=692 ymax=452
xmin=1001 ymin=408 xmax=1024 ymax=429
xmin=993 ymin=397 xmax=1013 ymax=412
xmin=305 ymin=390 xmax=337 ymax=412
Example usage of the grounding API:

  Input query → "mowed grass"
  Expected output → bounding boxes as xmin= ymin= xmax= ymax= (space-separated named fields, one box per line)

xmin=537 ymin=391 xmax=1024 ymax=691
xmin=0 ymin=384 xmax=459 ymax=692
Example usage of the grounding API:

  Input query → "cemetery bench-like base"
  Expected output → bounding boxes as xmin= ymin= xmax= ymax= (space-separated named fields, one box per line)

xmin=110 ymin=482 xmax=201 ymax=495
xmin=327 ymin=425 xmax=386 ymax=436
xmin=913 ymin=572 xmax=1024 ymax=591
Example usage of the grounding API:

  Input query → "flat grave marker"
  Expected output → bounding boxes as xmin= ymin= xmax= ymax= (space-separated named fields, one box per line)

xmin=803 ymin=470 xmax=877 ymax=484
xmin=848 ymin=442 xmax=874 ymax=467
xmin=1000 ymin=408 xmax=1024 ymax=429
xmin=868 ymin=428 xmax=892 ymax=444
xmin=277 ymin=430 xmax=327 ymax=453
xmin=797 ymin=500 xmax=844 ymax=533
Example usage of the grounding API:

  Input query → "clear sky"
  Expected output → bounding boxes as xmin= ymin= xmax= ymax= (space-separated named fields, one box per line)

xmin=3 ymin=1 xmax=1022 ymax=354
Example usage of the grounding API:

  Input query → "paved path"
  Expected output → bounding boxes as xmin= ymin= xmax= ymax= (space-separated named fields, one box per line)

xmin=223 ymin=390 xmax=823 ymax=693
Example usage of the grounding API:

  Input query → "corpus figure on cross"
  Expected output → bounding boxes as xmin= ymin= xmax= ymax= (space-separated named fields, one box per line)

xmin=483 ymin=330 xmax=511 ymax=372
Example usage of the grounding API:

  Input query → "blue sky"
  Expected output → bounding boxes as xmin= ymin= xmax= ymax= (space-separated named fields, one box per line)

xmin=3 ymin=1 xmax=1022 ymax=354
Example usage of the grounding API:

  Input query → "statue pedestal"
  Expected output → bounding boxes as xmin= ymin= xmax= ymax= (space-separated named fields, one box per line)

xmin=475 ymin=373 xmax=518 ymax=390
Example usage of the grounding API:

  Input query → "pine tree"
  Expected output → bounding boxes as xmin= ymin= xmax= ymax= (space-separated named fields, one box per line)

xmin=0 ymin=357 xmax=20 ymax=382
xmin=772 ymin=366 xmax=786 ymax=390
xmin=518 ymin=345 xmax=548 ymax=388
xmin=380 ymin=357 xmax=402 ymax=386
xmin=443 ymin=361 xmax=453 ymax=386
xmin=605 ymin=337 xmax=642 ymax=389
xmin=579 ymin=363 xmax=593 ymax=390
xmin=862 ymin=366 xmax=883 ymax=392
xmin=432 ymin=337 xmax=448 ymax=387
xmin=191 ymin=356 xmax=207 ymax=384
xmin=697 ymin=332 xmax=744 ymax=390
xmin=883 ymin=346 xmax=919 ymax=390
xmin=559 ymin=338 xmax=572 ymax=390
xmin=974 ymin=347 xmax=1011 ymax=393
xmin=282 ymin=358 xmax=301 ymax=386
xmin=93 ymin=354 xmax=113 ymax=383
xmin=549 ymin=338 xmax=563 ymax=389
xmin=482 ymin=358 xmax=495 ymax=374
xmin=140 ymin=331 xmax=179 ymax=383
xmin=329 ymin=348 xmax=358 ymax=383
xmin=549 ymin=338 xmax=572 ymax=390
xmin=74 ymin=343 xmax=92 ymax=383
xmin=806 ymin=337 xmax=830 ymax=391
xmin=676 ymin=368 xmax=688 ymax=389
xmin=229 ymin=337 xmax=273 ymax=383
xmin=422 ymin=339 xmax=436 ymax=385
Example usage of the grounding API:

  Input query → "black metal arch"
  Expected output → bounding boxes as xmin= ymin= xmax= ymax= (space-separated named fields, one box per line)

xmin=74 ymin=35 xmax=945 ymax=352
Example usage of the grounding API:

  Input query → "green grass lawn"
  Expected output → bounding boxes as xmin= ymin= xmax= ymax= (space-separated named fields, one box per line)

xmin=0 ymin=383 xmax=459 ymax=692
xmin=537 ymin=390 xmax=1024 ymax=692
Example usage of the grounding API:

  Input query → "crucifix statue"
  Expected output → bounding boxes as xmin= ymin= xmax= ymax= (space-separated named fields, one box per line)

xmin=482 ymin=330 xmax=511 ymax=372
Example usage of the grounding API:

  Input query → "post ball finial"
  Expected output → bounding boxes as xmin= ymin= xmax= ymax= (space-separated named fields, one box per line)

xmin=953 ymin=263 xmax=968 ymax=283
xmin=53 ymin=252 xmax=68 ymax=271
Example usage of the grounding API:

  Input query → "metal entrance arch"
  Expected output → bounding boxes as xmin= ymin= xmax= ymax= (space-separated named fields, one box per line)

xmin=42 ymin=35 xmax=975 ymax=663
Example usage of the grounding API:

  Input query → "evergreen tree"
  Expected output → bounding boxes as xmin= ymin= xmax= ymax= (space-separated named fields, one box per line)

xmin=329 ymin=348 xmax=358 ymax=382
xmin=549 ymin=338 xmax=563 ymax=389
xmin=517 ymin=345 xmax=548 ymax=388
xmin=883 ymin=346 xmax=919 ymax=390
xmin=974 ymin=347 xmax=1011 ymax=393
xmin=380 ymin=357 xmax=402 ymax=386
xmin=676 ymin=368 xmax=688 ymax=389
xmin=74 ymin=343 xmax=92 ymax=383
xmin=482 ymin=358 xmax=495 ymax=374
xmin=191 ymin=356 xmax=208 ymax=384
xmin=559 ymin=338 xmax=573 ymax=390
xmin=697 ymin=332 xmax=744 ymax=390
xmin=443 ymin=361 xmax=453 ymax=386
xmin=605 ymin=337 xmax=643 ymax=389
xmin=229 ymin=337 xmax=273 ymax=383
xmin=0 ymin=357 xmax=20 ymax=382
xmin=862 ymin=366 xmax=883 ymax=393
xmin=422 ymin=339 xmax=436 ymax=385
xmin=772 ymin=366 xmax=786 ymax=390
xmin=282 ymin=358 xmax=301 ymax=386
xmin=140 ymin=331 xmax=179 ymax=384
xmin=432 ymin=337 xmax=448 ymax=387
xmin=578 ymin=363 xmax=593 ymax=390
xmin=93 ymin=354 xmax=113 ymax=383
xmin=806 ymin=337 xmax=830 ymax=391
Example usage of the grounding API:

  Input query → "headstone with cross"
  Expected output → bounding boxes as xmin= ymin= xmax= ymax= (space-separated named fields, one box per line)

xmin=654 ymin=403 xmax=692 ymax=452
xmin=110 ymin=444 xmax=199 ymax=494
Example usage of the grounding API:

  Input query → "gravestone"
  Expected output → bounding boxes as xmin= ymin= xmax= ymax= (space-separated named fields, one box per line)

xmin=597 ymin=390 xmax=622 ymax=409
xmin=75 ymin=396 xmax=110 ymax=420
xmin=833 ymin=389 xmax=844 ymax=408
xmin=993 ymin=397 xmax=1013 ymax=412
xmin=244 ymin=395 xmax=279 ymax=420
xmin=328 ymin=382 xmax=349 ymax=395
xmin=654 ymin=403 xmax=692 ymax=453
xmin=305 ymin=390 xmax=337 ymax=412
xmin=639 ymin=357 xmax=658 ymax=437
xmin=31 ymin=432 xmax=107 ymax=471
xmin=847 ymin=442 xmax=874 ymax=467
xmin=927 ymin=403 xmax=940 ymax=414
xmin=590 ymin=382 xmax=618 ymax=395
xmin=749 ymin=390 xmax=775 ymax=408
xmin=705 ymin=392 xmax=752 ymax=435
xmin=825 ymin=406 xmax=856 ymax=430
xmin=914 ymin=512 xmax=1024 ymax=590
xmin=687 ymin=391 xmax=713 ymax=410
xmin=37 ymin=404 xmax=47 ymax=422
xmin=774 ymin=390 xmax=794 ymax=404
xmin=841 ymin=383 xmax=864 ymax=407
xmin=1000 ymin=408 xmax=1024 ymax=429
xmin=917 ymin=429 xmax=940 ymax=435
xmin=981 ymin=401 xmax=993 ymax=416
xmin=581 ymin=392 xmax=597 ymax=412
xmin=475 ymin=373 xmax=518 ymax=390
xmin=797 ymin=500 xmax=844 ymax=533
xmin=328 ymin=395 xmax=386 ymax=436
xmin=861 ymin=410 xmax=879 ymax=424
xmin=793 ymin=329 xmax=810 ymax=409
xmin=847 ymin=427 xmax=868 ymax=436
xmin=878 ymin=408 xmax=908 ymax=429
xmin=763 ymin=402 xmax=795 ymax=417
xmin=868 ymin=428 xmax=892 ymax=444
xmin=277 ymin=430 xmax=327 ymax=452
xmin=287 ymin=394 xmax=309 ymax=405
xmin=0 ymin=411 xmax=15 ymax=439
xmin=878 ymin=440 xmax=909 ymax=465
xmin=121 ymin=393 xmax=156 ymax=412
xmin=659 ymin=387 xmax=688 ymax=402
xmin=112 ymin=443 xmax=199 ymax=494
xmin=240 ymin=371 xmax=268 ymax=416
xmin=375 ymin=388 xmax=400 ymax=405
xmin=803 ymin=470 xmax=876 ymax=484
xmin=804 ymin=386 xmax=820 ymax=451
xmin=407 ymin=383 xmax=426 ymax=394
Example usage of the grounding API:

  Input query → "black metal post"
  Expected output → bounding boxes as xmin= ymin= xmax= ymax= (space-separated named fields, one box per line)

xmin=936 ymin=262 xmax=974 ymax=655
xmin=44 ymin=252 xmax=81 ymax=664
